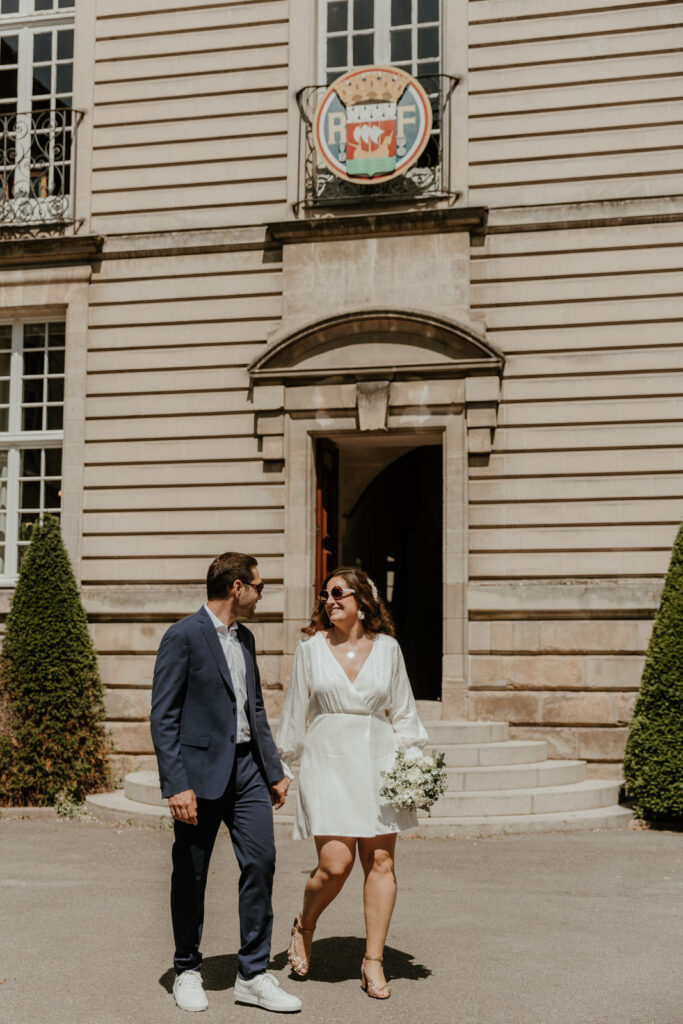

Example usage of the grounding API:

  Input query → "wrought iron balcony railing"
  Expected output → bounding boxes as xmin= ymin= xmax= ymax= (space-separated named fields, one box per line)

xmin=1 ymin=108 xmax=81 ymax=235
xmin=295 ymin=74 xmax=459 ymax=212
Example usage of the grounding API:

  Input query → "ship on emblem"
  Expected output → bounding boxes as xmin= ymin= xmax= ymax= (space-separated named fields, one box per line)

xmin=336 ymin=68 xmax=411 ymax=179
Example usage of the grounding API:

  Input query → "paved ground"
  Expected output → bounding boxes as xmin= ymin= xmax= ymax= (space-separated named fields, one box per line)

xmin=0 ymin=815 xmax=680 ymax=1024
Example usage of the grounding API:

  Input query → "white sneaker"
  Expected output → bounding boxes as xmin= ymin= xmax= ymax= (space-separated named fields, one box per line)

xmin=234 ymin=972 xmax=302 ymax=1013
xmin=173 ymin=970 xmax=209 ymax=1012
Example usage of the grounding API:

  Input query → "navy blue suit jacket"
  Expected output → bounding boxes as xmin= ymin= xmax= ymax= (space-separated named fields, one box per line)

xmin=150 ymin=606 xmax=283 ymax=800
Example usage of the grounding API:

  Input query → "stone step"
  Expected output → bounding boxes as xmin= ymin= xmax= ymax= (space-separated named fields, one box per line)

xmin=415 ymin=700 xmax=443 ymax=721
xmin=125 ymin=771 xmax=166 ymax=807
xmin=271 ymin=719 xmax=509 ymax=746
xmin=433 ymin=779 xmax=620 ymax=818
xmin=446 ymin=759 xmax=586 ymax=792
xmin=269 ymin=757 xmax=585 ymax=799
xmin=440 ymin=739 xmax=548 ymax=767
xmin=84 ymin=792 xmax=632 ymax=838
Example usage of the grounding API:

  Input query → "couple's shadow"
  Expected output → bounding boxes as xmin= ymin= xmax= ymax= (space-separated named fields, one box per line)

xmin=160 ymin=937 xmax=431 ymax=991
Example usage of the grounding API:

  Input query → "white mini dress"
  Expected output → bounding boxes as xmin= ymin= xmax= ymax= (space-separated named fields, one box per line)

xmin=276 ymin=631 xmax=429 ymax=839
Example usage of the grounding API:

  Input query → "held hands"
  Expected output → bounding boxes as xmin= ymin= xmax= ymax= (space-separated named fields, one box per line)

xmin=270 ymin=777 xmax=290 ymax=810
xmin=168 ymin=789 xmax=198 ymax=825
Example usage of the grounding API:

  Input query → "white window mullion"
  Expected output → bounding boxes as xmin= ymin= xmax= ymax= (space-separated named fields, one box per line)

xmin=4 ymin=447 xmax=20 ymax=578
xmin=376 ymin=0 xmax=390 ymax=63
xmin=9 ymin=322 xmax=22 ymax=434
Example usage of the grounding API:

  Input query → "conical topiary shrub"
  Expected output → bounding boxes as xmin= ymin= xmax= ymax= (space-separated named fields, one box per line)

xmin=0 ymin=515 xmax=110 ymax=806
xmin=623 ymin=522 xmax=683 ymax=822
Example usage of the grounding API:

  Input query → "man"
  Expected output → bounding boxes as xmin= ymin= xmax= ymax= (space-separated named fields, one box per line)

xmin=150 ymin=552 xmax=301 ymax=1014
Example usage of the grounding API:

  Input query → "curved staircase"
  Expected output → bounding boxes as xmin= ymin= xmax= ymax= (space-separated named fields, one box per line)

xmin=86 ymin=718 xmax=632 ymax=837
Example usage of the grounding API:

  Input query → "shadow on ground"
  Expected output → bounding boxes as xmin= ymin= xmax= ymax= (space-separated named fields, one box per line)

xmin=160 ymin=938 xmax=431 ymax=992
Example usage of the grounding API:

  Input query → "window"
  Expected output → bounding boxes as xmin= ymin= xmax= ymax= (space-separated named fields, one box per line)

xmin=323 ymin=0 xmax=440 ymax=85
xmin=0 ymin=0 xmax=75 ymax=222
xmin=0 ymin=320 xmax=64 ymax=577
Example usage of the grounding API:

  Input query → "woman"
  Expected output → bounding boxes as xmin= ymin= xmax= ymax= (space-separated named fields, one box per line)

xmin=276 ymin=567 xmax=429 ymax=1000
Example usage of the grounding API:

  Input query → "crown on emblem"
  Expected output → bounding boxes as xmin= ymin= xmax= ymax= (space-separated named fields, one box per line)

xmin=335 ymin=68 xmax=411 ymax=107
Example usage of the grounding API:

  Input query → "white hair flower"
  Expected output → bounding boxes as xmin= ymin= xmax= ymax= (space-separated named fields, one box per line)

xmin=366 ymin=577 xmax=379 ymax=602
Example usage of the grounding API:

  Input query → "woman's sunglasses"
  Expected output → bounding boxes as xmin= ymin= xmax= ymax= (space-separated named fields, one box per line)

xmin=319 ymin=586 xmax=355 ymax=603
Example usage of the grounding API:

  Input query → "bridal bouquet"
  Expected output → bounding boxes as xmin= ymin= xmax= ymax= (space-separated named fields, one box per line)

xmin=380 ymin=749 xmax=447 ymax=813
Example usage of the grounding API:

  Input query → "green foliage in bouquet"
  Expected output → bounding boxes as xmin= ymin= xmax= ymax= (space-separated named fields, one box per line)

xmin=623 ymin=522 xmax=683 ymax=822
xmin=0 ymin=515 xmax=111 ymax=806
xmin=380 ymin=749 xmax=447 ymax=812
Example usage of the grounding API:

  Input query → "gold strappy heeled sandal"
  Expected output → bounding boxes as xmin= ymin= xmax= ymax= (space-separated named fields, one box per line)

xmin=288 ymin=913 xmax=315 ymax=977
xmin=360 ymin=953 xmax=391 ymax=999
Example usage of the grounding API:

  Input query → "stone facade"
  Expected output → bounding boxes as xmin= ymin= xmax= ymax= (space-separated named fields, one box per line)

xmin=1 ymin=0 xmax=681 ymax=780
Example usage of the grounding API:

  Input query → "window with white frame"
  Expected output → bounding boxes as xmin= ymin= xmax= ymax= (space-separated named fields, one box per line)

xmin=322 ymin=0 xmax=440 ymax=85
xmin=0 ymin=0 xmax=75 ymax=217
xmin=0 ymin=320 xmax=64 ymax=577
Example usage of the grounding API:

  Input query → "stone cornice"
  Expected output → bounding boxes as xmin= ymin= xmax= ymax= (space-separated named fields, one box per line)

xmin=0 ymin=234 xmax=104 ymax=270
xmin=268 ymin=207 xmax=488 ymax=245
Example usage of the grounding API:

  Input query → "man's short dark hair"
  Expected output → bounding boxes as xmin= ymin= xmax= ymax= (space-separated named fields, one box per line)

xmin=206 ymin=552 xmax=258 ymax=600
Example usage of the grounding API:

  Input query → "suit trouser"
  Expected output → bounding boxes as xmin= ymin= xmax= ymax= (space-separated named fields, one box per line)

xmin=170 ymin=742 xmax=276 ymax=979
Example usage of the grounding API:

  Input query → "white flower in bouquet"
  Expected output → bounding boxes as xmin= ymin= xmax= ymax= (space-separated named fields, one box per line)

xmin=380 ymin=749 xmax=447 ymax=814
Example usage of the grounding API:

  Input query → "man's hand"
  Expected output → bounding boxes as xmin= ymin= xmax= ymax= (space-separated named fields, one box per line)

xmin=270 ymin=777 xmax=290 ymax=810
xmin=168 ymin=789 xmax=198 ymax=825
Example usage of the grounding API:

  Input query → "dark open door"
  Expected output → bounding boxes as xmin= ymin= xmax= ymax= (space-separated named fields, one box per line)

xmin=314 ymin=438 xmax=339 ymax=593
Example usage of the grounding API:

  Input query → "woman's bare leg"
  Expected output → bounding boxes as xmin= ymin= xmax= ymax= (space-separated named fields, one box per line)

xmin=292 ymin=836 xmax=356 ymax=963
xmin=357 ymin=834 xmax=397 ymax=991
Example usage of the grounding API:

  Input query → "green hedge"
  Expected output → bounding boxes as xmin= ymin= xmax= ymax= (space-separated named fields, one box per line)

xmin=0 ymin=515 xmax=110 ymax=806
xmin=623 ymin=522 xmax=683 ymax=822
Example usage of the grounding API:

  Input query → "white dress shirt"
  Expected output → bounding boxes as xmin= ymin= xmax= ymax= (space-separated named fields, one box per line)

xmin=203 ymin=604 xmax=251 ymax=743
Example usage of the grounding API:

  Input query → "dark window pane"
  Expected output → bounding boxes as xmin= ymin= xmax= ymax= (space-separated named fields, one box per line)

xmin=44 ymin=479 xmax=60 ymax=507
xmin=391 ymin=28 xmax=411 ymax=61
xmin=418 ymin=25 xmax=439 ymax=59
xmin=23 ymin=351 xmax=44 ymax=376
xmin=47 ymin=378 xmax=63 ymax=403
xmin=46 ymin=405 xmax=62 ymax=430
xmin=391 ymin=0 xmax=411 ymax=26
xmin=353 ymin=0 xmax=373 ymax=30
xmin=0 ymin=68 xmax=17 ymax=100
xmin=0 ymin=101 xmax=16 ymax=115
xmin=327 ymin=0 xmax=347 ymax=32
xmin=352 ymin=33 xmax=373 ymax=65
xmin=0 ymin=377 xmax=9 ymax=402
xmin=326 ymin=70 xmax=338 ymax=85
xmin=34 ymin=0 xmax=53 ymax=10
xmin=0 ymin=326 xmax=10 ymax=348
xmin=48 ymin=322 xmax=65 ymax=346
xmin=56 ymin=63 xmax=71 ymax=94
xmin=32 ymin=65 xmax=52 ymax=95
xmin=45 ymin=449 xmax=61 ymax=476
xmin=327 ymin=35 xmax=347 ymax=68
xmin=21 ymin=449 xmax=41 ymax=477
xmin=33 ymin=33 xmax=52 ymax=63
xmin=0 ymin=0 xmax=20 ymax=14
xmin=418 ymin=60 xmax=440 ymax=79
xmin=23 ymin=324 xmax=45 ymax=347
xmin=0 ymin=409 xmax=8 ymax=431
xmin=31 ymin=96 xmax=49 ymax=111
xmin=20 ymin=514 xmax=39 ymax=541
xmin=23 ymin=406 xmax=43 ymax=431
xmin=23 ymin=382 xmax=44 ymax=407
xmin=418 ymin=0 xmax=439 ymax=21
xmin=0 ymin=37 xmax=19 ymax=66
xmin=48 ymin=350 xmax=64 ymax=375
xmin=54 ymin=93 xmax=70 ymax=110
xmin=20 ymin=480 xmax=41 ymax=510
xmin=57 ymin=30 xmax=73 ymax=60
xmin=58 ymin=0 xmax=74 ymax=8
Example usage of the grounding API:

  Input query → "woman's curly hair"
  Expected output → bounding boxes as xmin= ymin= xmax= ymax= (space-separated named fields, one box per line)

xmin=302 ymin=566 xmax=395 ymax=637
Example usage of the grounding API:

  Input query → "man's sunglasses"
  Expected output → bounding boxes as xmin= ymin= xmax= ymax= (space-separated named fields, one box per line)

xmin=319 ymin=586 xmax=355 ymax=603
xmin=241 ymin=580 xmax=264 ymax=595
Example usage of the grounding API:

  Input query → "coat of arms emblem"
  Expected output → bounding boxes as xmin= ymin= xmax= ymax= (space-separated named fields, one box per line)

xmin=314 ymin=66 xmax=433 ymax=185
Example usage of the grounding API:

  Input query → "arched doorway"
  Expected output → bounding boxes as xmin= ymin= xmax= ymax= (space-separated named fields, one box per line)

xmin=315 ymin=437 xmax=443 ymax=701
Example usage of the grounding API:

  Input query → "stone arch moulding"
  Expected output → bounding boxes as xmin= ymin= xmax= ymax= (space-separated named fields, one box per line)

xmin=249 ymin=307 xmax=504 ymax=459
